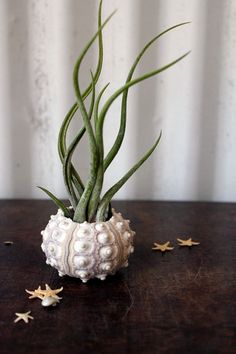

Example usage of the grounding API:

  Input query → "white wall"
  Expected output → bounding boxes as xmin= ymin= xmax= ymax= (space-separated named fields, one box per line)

xmin=0 ymin=0 xmax=236 ymax=202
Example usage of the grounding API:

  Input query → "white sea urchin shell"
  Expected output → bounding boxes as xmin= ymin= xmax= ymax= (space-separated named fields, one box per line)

xmin=41 ymin=209 xmax=135 ymax=283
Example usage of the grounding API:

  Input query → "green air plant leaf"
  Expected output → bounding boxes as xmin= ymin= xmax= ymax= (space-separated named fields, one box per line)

xmin=57 ymin=0 xmax=105 ymax=200
xmin=96 ymin=131 xmax=162 ymax=221
xmin=104 ymin=22 xmax=190 ymax=171
xmin=63 ymin=71 xmax=96 ymax=211
xmin=94 ymin=83 xmax=110 ymax=131
xmin=58 ymin=103 xmax=82 ymax=207
xmin=38 ymin=187 xmax=72 ymax=218
xmin=72 ymin=11 xmax=117 ymax=223
xmin=88 ymin=22 xmax=190 ymax=222
xmin=41 ymin=0 xmax=106 ymax=213
xmin=87 ymin=82 xmax=110 ymax=221
xmin=92 ymin=51 xmax=190 ymax=222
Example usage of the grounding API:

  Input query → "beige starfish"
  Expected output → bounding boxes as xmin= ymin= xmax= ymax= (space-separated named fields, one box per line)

xmin=26 ymin=286 xmax=44 ymax=300
xmin=152 ymin=241 xmax=174 ymax=252
xmin=14 ymin=311 xmax=34 ymax=323
xmin=26 ymin=284 xmax=63 ymax=300
xmin=177 ymin=238 xmax=200 ymax=247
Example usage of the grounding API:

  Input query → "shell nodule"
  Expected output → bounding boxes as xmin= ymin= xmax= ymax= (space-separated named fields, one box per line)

xmin=41 ymin=209 xmax=135 ymax=282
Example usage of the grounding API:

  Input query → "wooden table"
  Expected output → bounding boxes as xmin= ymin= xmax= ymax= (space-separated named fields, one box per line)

xmin=0 ymin=200 xmax=235 ymax=354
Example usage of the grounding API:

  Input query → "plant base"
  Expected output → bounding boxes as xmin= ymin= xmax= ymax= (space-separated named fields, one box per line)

xmin=41 ymin=209 xmax=135 ymax=282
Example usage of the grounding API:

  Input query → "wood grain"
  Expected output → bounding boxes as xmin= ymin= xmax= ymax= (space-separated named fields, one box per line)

xmin=0 ymin=200 xmax=235 ymax=354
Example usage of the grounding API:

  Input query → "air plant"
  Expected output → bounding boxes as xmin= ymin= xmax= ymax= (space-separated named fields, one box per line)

xmin=39 ymin=0 xmax=189 ymax=223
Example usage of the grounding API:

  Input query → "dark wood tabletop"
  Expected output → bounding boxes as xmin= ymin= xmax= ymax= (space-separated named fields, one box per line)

xmin=0 ymin=200 xmax=235 ymax=354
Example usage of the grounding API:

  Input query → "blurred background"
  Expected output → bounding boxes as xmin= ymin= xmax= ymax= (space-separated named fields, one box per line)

xmin=0 ymin=0 xmax=235 ymax=202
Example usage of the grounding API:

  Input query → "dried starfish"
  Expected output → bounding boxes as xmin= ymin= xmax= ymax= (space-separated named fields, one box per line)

xmin=26 ymin=284 xmax=63 ymax=300
xmin=152 ymin=241 xmax=174 ymax=253
xmin=26 ymin=286 xmax=44 ymax=300
xmin=14 ymin=311 xmax=34 ymax=324
xmin=177 ymin=238 xmax=200 ymax=247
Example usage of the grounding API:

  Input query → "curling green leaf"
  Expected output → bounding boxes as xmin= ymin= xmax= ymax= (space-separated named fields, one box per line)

xmin=73 ymin=12 xmax=116 ymax=223
xmin=58 ymin=104 xmax=83 ymax=203
xmin=87 ymin=83 xmax=110 ymax=221
xmin=93 ymin=51 xmax=189 ymax=220
xmin=82 ymin=0 xmax=104 ymax=100
xmin=63 ymin=71 xmax=96 ymax=213
xmin=89 ymin=24 xmax=190 ymax=222
xmin=97 ymin=51 xmax=190 ymax=156
xmin=94 ymin=83 xmax=110 ymax=130
xmin=96 ymin=131 xmax=162 ymax=221
xmin=104 ymin=22 xmax=190 ymax=171
xmin=38 ymin=186 xmax=72 ymax=218
xmin=57 ymin=0 xmax=105 ymax=199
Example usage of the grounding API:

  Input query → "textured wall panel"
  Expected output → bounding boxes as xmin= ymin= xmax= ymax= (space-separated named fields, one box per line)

xmin=0 ymin=0 xmax=236 ymax=202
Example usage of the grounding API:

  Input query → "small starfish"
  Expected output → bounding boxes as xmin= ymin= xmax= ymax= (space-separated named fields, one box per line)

xmin=14 ymin=311 xmax=34 ymax=324
xmin=177 ymin=238 xmax=200 ymax=247
xmin=26 ymin=286 xmax=44 ymax=300
xmin=26 ymin=284 xmax=63 ymax=300
xmin=152 ymin=241 xmax=174 ymax=252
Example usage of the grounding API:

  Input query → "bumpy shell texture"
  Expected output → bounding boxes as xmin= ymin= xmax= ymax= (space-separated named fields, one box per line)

xmin=41 ymin=209 xmax=135 ymax=282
